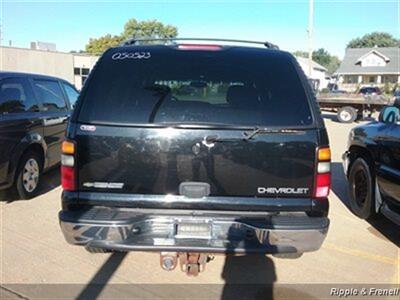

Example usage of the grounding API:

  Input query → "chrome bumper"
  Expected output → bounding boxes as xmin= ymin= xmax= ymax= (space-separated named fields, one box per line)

xmin=59 ymin=208 xmax=329 ymax=254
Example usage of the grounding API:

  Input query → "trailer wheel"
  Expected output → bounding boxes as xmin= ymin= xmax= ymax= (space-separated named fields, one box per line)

xmin=337 ymin=106 xmax=357 ymax=123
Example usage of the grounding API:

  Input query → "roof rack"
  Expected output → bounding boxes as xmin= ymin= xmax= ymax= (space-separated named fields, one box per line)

xmin=119 ymin=38 xmax=279 ymax=50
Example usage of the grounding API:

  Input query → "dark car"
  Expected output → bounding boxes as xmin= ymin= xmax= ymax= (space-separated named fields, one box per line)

xmin=343 ymin=100 xmax=400 ymax=225
xmin=0 ymin=72 xmax=79 ymax=199
xmin=358 ymin=86 xmax=382 ymax=95
xmin=59 ymin=39 xmax=331 ymax=275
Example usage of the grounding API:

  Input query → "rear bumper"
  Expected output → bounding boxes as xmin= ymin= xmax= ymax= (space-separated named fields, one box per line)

xmin=59 ymin=208 xmax=329 ymax=254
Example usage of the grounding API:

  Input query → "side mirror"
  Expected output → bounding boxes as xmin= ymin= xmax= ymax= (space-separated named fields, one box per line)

xmin=379 ymin=105 xmax=400 ymax=124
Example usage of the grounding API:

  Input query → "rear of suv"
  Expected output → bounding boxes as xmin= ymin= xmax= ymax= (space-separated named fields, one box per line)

xmin=59 ymin=39 xmax=330 ymax=275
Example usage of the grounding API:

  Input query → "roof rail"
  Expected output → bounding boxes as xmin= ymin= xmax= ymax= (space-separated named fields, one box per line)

xmin=119 ymin=38 xmax=279 ymax=49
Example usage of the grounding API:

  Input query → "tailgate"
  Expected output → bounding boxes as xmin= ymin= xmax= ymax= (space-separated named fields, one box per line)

xmin=76 ymin=125 xmax=317 ymax=198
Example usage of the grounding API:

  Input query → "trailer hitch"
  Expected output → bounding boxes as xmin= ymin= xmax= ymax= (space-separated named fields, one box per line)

xmin=160 ymin=252 xmax=214 ymax=276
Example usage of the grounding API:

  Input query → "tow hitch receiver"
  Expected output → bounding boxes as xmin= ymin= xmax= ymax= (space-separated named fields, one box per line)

xmin=160 ymin=252 xmax=213 ymax=276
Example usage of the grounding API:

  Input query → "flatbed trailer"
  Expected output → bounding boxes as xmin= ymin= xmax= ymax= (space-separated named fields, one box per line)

xmin=317 ymin=93 xmax=390 ymax=123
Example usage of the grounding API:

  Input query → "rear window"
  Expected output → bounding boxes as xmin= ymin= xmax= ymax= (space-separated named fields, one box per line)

xmin=78 ymin=47 xmax=313 ymax=127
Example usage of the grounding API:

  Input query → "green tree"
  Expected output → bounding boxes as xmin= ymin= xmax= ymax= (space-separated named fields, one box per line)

xmin=312 ymin=48 xmax=331 ymax=67
xmin=326 ymin=55 xmax=341 ymax=75
xmin=293 ymin=48 xmax=341 ymax=74
xmin=292 ymin=50 xmax=308 ymax=58
xmin=85 ymin=34 xmax=123 ymax=55
xmin=85 ymin=18 xmax=178 ymax=55
xmin=347 ymin=32 xmax=399 ymax=48
xmin=122 ymin=19 xmax=178 ymax=40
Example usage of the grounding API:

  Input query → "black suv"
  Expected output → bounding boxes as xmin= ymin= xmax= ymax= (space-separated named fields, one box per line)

xmin=59 ymin=39 xmax=331 ymax=275
xmin=0 ymin=72 xmax=79 ymax=199
xmin=343 ymin=100 xmax=400 ymax=225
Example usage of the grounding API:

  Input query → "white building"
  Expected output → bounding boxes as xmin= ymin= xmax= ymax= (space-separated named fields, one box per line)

xmin=335 ymin=47 xmax=400 ymax=92
xmin=295 ymin=56 xmax=329 ymax=90
xmin=73 ymin=54 xmax=99 ymax=89
xmin=0 ymin=45 xmax=99 ymax=90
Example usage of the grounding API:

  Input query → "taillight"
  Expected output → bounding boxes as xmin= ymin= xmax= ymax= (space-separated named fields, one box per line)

xmin=315 ymin=173 xmax=331 ymax=198
xmin=177 ymin=44 xmax=222 ymax=51
xmin=61 ymin=166 xmax=76 ymax=191
xmin=314 ymin=147 xmax=331 ymax=198
xmin=61 ymin=140 xmax=76 ymax=191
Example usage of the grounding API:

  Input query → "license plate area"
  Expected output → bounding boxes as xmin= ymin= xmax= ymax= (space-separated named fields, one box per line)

xmin=175 ymin=221 xmax=212 ymax=239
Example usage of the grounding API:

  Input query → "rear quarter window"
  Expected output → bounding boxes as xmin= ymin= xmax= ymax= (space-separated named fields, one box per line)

xmin=33 ymin=79 xmax=67 ymax=112
xmin=78 ymin=47 xmax=313 ymax=127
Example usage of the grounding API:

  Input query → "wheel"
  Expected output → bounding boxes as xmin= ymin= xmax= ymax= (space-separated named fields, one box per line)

xmin=337 ymin=106 xmax=357 ymax=123
xmin=13 ymin=151 xmax=42 ymax=199
xmin=348 ymin=158 xmax=376 ymax=219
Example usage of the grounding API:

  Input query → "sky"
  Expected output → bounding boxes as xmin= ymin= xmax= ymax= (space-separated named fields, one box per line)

xmin=1 ymin=0 xmax=399 ymax=59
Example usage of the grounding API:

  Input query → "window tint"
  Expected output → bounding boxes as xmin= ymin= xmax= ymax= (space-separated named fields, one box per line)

xmin=62 ymin=83 xmax=79 ymax=108
xmin=78 ymin=48 xmax=313 ymax=127
xmin=0 ymin=78 xmax=38 ymax=114
xmin=33 ymin=79 xmax=67 ymax=112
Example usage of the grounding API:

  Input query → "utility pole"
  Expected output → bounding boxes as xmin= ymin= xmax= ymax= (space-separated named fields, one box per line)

xmin=308 ymin=0 xmax=314 ymax=77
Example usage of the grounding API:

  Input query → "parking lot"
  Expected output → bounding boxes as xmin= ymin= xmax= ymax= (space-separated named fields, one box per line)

xmin=1 ymin=113 xmax=399 ymax=299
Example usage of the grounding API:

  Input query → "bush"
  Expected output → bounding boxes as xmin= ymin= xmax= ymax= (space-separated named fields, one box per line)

xmin=383 ymin=82 xmax=392 ymax=94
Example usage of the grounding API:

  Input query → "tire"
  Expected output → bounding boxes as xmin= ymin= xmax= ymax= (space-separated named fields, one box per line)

xmin=337 ymin=106 xmax=357 ymax=123
xmin=348 ymin=158 xmax=376 ymax=219
xmin=13 ymin=151 xmax=42 ymax=200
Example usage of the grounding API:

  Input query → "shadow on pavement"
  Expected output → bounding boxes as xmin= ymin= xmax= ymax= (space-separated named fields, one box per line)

xmin=221 ymin=253 xmax=317 ymax=300
xmin=331 ymin=162 xmax=400 ymax=247
xmin=0 ymin=166 xmax=60 ymax=203
xmin=76 ymin=252 xmax=128 ymax=300
xmin=220 ymin=223 xmax=314 ymax=300
xmin=221 ymin=254 xmax=276 ymax=299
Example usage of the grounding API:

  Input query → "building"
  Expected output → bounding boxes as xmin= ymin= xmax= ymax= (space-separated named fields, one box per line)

xmin=295 ymin=56 xmax=329 ymax=90
xmin=336 ymin=47 xmax=400 ymax=91
xmin=0 ymin=45 xmax=99 ymax=90
xmin=73 ymin=54 xmax=99 ymax=89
